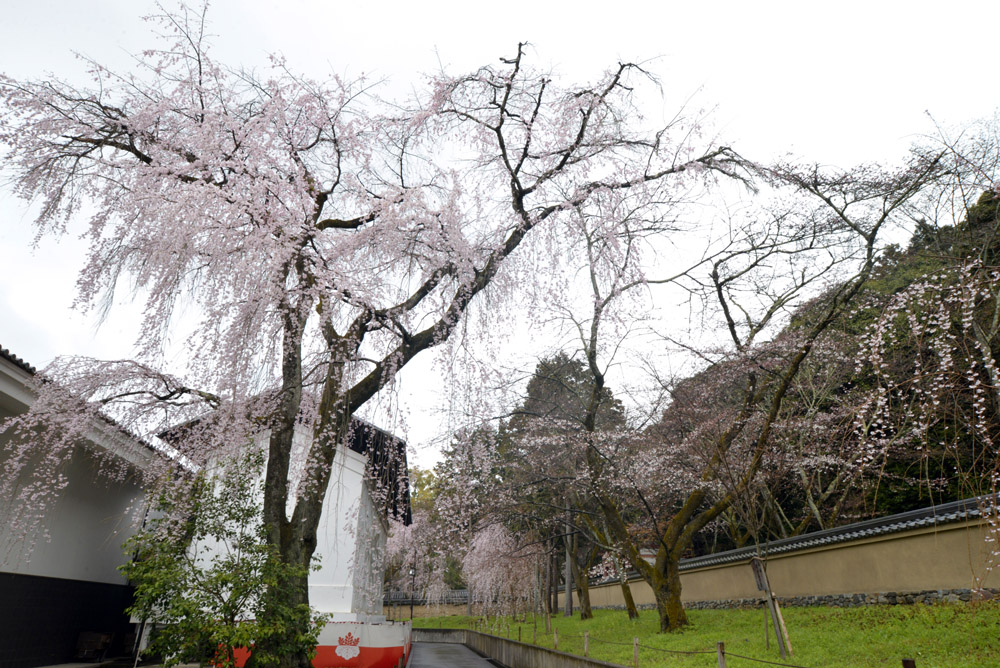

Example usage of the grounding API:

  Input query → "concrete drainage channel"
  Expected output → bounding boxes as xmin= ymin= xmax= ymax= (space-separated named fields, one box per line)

xmin=412 ymin=628 xmax=627 ymax=668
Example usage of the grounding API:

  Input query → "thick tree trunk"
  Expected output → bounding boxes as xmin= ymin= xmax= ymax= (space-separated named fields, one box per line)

xmin=250 ymin=311 xmax=319 ymax=668
xmin=569 ymin=536 xmax=593 ymax=620
xmin=652 ymin=559 xmax=688 ymax=632
xmin=574 ymin=571 xmax=593 ymax=620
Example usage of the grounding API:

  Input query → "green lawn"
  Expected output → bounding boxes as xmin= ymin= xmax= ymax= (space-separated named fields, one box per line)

xmin=413 ymin=602 xmax=1000 ymax=667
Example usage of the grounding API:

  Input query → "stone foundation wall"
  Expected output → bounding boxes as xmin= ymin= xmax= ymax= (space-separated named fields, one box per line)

xmin=599 ymin=587 xmax=1000 ymax=612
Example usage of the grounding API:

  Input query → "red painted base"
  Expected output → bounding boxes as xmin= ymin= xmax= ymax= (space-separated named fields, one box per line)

xmin=231 ymin=643 xmax=409 ymax=668
xmin=313 ymin=644 xmax=407 ymax=668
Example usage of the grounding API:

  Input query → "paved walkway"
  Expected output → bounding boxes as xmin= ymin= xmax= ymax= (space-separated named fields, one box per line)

xmin=409 ymin=641 xmax=495 ymax=667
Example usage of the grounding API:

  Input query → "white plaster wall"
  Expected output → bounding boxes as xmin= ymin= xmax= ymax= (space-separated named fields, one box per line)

xmin=0 ymin=357 xmax=391 ymax=605
xmin=350 ymin=480 xmax=387 ymax=615
xmin=0 ymin=360 xmax=149 ymax=584
xmin=309 ymin=444 xmax=371 ymax=615
xmin=0 ymin=419 xmax=147 ymax=584
xmin=198 ymin=430 xmax=391 ymax=619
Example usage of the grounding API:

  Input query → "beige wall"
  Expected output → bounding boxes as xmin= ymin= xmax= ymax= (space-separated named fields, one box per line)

xmin=384 ymin=603 xmax=469 ymax=619
xmin=563 ymin=518 xmax=997 ymax=608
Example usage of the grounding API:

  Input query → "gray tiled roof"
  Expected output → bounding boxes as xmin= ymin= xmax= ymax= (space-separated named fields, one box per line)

xmin=679 ymin=494 xmax=998 ymax=571
xmin=0 ymin=344 xmax=37 ymax=374
xmin=0 ymin=343 xmax=163 ymax=460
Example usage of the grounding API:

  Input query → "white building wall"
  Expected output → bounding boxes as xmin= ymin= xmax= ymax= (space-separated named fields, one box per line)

xmin=0 ymin=360 xmax=148 ymax=584
xmin=0 ymin=443 xmax=146 ymax=583
xmin=0 ymin=351 xmax=155 ymax=666
xmin=201 ymin=428 xmax=391 ymax=622
xmin=350 ymin=478 xmax=387 ymax=615
xmin=308 ymin=442 xmax=388 ymax=621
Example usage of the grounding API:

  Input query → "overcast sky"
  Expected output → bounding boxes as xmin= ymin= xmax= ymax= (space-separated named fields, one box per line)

xmin=1 ymin=0 xmax=998 ymax=464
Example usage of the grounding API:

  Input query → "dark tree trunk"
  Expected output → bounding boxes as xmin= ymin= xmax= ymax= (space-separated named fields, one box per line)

xmin=573 ymin=568 xmax=593 ymax=620
xmin=620 ymin=573 xmax=639 ymax=619
xmin=250 ymin=310 xmax=320 ymax=668
xmin=549 ymin=549 xmax=559 ymax=613
xmin=569 ymin=533 xmax=594 ymax=620
xmin=570 ymin=564 xmax=593 ymax=619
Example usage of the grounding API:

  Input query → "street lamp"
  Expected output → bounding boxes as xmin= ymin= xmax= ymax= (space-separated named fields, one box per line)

xmin=408 ymin=567 xmax=416 ymax=621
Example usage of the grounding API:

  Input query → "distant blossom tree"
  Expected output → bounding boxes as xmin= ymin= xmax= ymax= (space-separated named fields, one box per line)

xmin=576 ymin=152 xmax=946 ymax=631
xmin=383 ymin=509 xmax=453 ymax=613
xmin=858 ymin=258 xmax=1000 ymax=568
xmin=0 ymin=5 xmax=743 ymax=664
xmin=461 ymin=523 xmax=539 ymax=620
xmin=854 ymin=127 xmax=1000 ymax=565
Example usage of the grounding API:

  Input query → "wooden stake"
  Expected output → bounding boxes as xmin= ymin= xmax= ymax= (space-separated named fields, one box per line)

xmin=554 ymin=628 xmax=558 ymax=650
xmin=902 ymin=661 xmax=916 ymax=668
xmin=633 ymin=637 xmax=639 ymax=668
xmin=717 ymin=642 xmax=727 ymax=668
xmin=764 ymin=589 xmax=787 ymax=659
xmin=533 ymin=625 xmax=537 ymax=645
xmin=584 ymin=631 xmax=589 ymax=657
xmin=773 ymin=595 xmax=793 ymax=657
xmin=764 ymin=602 xmax=770 ymax=650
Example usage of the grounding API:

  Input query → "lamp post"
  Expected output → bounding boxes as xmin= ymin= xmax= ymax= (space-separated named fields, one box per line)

xmin=408 ymin=567 xmax=416 ymax=620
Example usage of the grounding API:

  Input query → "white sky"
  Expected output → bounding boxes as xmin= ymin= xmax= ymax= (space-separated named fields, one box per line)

xmin=1 ymin=0 xmax=998 ymax=465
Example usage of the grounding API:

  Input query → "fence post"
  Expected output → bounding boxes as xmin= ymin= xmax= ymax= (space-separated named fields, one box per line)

xmin=518 ymin=626 xmax=522 ymax=643
xmin=584 ymin=631 xmax=589 ymax=657
xmin=533 ymin=625 xmax=537 ymax=645
xmin=717 ymin=642 xmax=727 ymax=668
xmin=633 ymin=637 xmax=639 ymax=668
xmin=902 ymin=660 xmax=916 ymax=668
xmin=554 ymin=628 xmax=558 ymax=650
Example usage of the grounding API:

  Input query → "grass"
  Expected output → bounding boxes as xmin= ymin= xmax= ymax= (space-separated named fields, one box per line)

xmin=413 ymin=602 xmax=1000 ymax=667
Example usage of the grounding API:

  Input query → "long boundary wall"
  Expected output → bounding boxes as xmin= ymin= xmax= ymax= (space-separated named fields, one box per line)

xmin=562 ymin=514 xmax=997 ymax=609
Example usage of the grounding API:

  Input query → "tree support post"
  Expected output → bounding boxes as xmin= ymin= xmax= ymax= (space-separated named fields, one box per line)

xmin=564 ymin=508 xmax=573 ymax=617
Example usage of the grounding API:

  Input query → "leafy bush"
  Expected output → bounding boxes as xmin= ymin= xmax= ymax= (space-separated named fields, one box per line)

xmin=123 ymin=452 xmax=326 ymax=667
